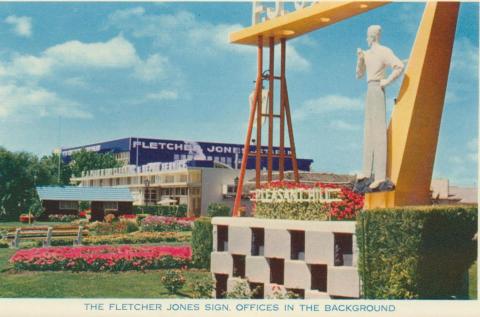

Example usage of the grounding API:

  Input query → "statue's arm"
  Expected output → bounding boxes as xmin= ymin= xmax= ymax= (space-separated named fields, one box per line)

xmin=381 ymin=48 xmax=404 ymax=87
xmin=356 ymin=49 xmax=365 ymax=79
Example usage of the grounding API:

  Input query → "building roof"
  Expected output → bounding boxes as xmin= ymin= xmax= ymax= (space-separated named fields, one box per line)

xmin=36 ymin=186 xmax=134 ymax=202
xmin=248 ymin=171 xmax=355 ymax=184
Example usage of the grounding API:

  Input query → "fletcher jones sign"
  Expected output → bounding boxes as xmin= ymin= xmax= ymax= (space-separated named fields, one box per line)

xmin=251 ymin=187 xmax=342 ymax=203
xmin=131 ymin=139 xmax=292 ymax=156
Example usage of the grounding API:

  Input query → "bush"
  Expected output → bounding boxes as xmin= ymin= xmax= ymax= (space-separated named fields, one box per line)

xmin=254 ymin=184 xmax=363 ymax=221
xmin=190 ymin=277 xmax=215 ymax=298
xmin=161 ymin=270 xmax=186 ymax=294
xmin=226 ymin=279 xmax=254 ymax=299
xmin=357 ymin=205 xmax=477 ymax=299
xmin=133 ymin=205 xmax=188 ymax=217
xmin=19 ymin=214 xmax=34 ymax=223
xmin=207 ymin=203 xmax=230 ymax=217
xmin=89 ymin=219 xmax=139 ymax=235
xmin=141 ymin=216 xmax=194 ymax=232
xmin=83 ymin=231 xmax=191 ymax=245
xmin=191 ymin=217 xmax=213 ymax=269
xmin=0 ymin=239 xmax=9 ymax=248
xmin=48 ymin=214 xmax=80 ymax=222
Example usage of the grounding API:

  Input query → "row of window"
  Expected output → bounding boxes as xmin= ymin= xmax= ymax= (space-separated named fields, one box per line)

xmin=172 ymin=154 xmax=235 ymax=166
xmin=217 ymin=226 xmax=353 ymax=266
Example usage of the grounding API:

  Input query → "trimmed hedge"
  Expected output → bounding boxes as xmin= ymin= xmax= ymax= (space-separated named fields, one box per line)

xmin=133 ymin=204 xmax=187 ymax=217
xmin=191 ymin=217 xmax=213 ymax=269
xmin=357 ymin=205 xmax=477 ymax=299
xmin=255 ymin=202 xmax=330 ymax=221
xmin=207 ymin=203 xmax=231 ymax=217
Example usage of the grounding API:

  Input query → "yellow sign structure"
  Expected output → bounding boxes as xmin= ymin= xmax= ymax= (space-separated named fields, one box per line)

xmin=230 ymin=1 xmax=388 ymax=45
xmin=230 ymin=1 xmax=460 ymax=214
xmin=365 ymin=1 xmax=460 ymax=209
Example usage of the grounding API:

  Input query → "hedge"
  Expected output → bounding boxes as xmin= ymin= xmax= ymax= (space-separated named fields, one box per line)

xmin=207 ymin=203 xmax=231 ymax=217
xmin=83 ymin=231 xmax=191 ymax=245
xmin=133 ymin=204 xmax=187 ymax=217
xmin=191 ymin=217 xmax=213 ymax=269
xmin=255 ymin=202 xmax=330 ymax=221
xmin=357 ymin=205 xmax=477 ymax=299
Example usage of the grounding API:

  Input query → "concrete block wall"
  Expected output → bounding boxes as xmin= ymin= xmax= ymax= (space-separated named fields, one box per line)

xmin=210 ymin=217 xmax=360 ymax=299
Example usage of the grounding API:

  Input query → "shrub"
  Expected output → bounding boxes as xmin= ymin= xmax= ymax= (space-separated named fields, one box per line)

xmin=136 ymin=213 xmax=151 ymax=224
xmin=104 ymin=213 xmax=116 ymax=223
xmin=357 ymin=205 xmax=477 ymax=299
xmin=19 ymin=214 xmax=34 ymax=223
xmin=10 ymin=245 xmax=192 ymax=272
xmin=48 ymin=214 xmax=80 ymax=222
xmin=190 ymin=277 xmax=215 ymax=298
xmin=133 ymin=205 xmax=188 ymax=217
xmin=191 ymin=217 xmax=213 ymax=269
xmin=0 ymin=239 xmax=9 ymax=248
xmin=161 ymin=269 xmax=186 ymax=294
xmin=89 ymin=219 xmax=140 ymax=235
xmin=254 ymin=182 xmax=363 ymax=221
xmin=141 ymin=216 xmax=194 ymax=232
xmin=82 ymin=231 xmax=191 ymax=245
xmin=226 ymin=279 xmax=255 ymax=299
xmin=207 ymin=203 xmax=230 ymax=217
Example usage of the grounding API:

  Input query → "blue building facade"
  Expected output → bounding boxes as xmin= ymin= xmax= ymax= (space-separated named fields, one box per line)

xmin=61 ymin=137 xmax=313 ymax=171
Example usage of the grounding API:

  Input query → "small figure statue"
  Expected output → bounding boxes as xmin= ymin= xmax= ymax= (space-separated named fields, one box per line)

xmin=356 ymin=25 xmax=404 ymax=190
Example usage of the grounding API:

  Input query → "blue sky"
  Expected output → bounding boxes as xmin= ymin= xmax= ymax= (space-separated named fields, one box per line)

xmin=0 ymin=1 xmax=477 ymax=186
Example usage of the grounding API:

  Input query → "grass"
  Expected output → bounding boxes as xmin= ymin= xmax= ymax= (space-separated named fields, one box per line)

xmin=469 ymin=261 xmax=477 ymax=299
xmin=0 ymin=221 xmax=62 ymax=230
xmin=0 ymin=248 xmax=211 ymax=298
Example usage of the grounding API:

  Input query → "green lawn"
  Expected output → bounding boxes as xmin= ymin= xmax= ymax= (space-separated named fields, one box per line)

xmin=469 ymin=261 xmax=477 ymax=299
xmin=0 ymin=248 xmax=211 ymax=298
xmin=0 ymin=221 xmax=62 ymax=230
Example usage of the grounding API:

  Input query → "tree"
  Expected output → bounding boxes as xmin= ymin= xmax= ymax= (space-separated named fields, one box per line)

xmin=69 ymin=149 xmax=122 ymax=177
xmin=39 ymin=153 xmax=72 ymax=185
xmin=0 ymin=147 xmax=121 ymax=221
xmin=0 ymin=147 xmax=50 ymax=220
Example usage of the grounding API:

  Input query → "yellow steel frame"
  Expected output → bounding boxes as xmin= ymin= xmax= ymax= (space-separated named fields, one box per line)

xmin=230 ymin=1 xmax=460 ymax=210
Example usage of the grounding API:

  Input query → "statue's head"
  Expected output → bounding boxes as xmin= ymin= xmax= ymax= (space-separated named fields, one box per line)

xmin=367 ymin=25 xmax=382 ymax=46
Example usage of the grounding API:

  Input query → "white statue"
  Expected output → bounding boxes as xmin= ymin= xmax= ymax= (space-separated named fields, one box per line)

xmin=356 ymin=25 xmax=404 ymax=190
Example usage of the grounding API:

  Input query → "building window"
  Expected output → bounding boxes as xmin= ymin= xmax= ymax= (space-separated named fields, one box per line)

xmin=290 ymin=230 xmax=305 ymax=260
xmin=217 ymin=225 xmax=228 ymax=252
xmin=174 ymin=154 xmax=180 ymax=161
xmin=104 ymin=201 xmax=118 ymax=211
xmin=59 ymin=201 xmax=79 ymax=210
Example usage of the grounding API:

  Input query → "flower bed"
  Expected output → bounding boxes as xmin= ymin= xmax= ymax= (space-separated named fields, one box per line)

xmin=141 ymin=216 xmax=195 ymax=232
xmin=19 ymin=214 xmax=35 ymax=223
xmin=48 ymin=214 xmax=80 ymax=222
xmin=10 ymin=245 xmax=191 ymax=272
xmin=254 ymin=181 xmax=364 ymax=221
xmin=83 ymin=231 xmax=191 ymax=245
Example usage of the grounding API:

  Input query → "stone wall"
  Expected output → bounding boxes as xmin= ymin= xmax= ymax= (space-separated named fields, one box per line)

xmin=210 ymin=217 xmax=360 ymax=299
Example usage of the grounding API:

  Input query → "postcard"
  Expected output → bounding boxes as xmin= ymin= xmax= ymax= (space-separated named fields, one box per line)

xmin=0 ymin=1 xmax=478 ymax=316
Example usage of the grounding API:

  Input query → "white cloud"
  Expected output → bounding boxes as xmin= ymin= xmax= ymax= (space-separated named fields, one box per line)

xmin=0 ymin=83 xmax=91 ymax=119
xmin=44 ymin=36 xmax=138 ymax=69
xmin=295 ymin=94 xmax=363 ymax=120
xmin=134 ymin=54 xmax=169 ymax=81
xmin=2 ymin=35 xmax=170 ymax=83
xmin=107 ymin=7 xmax=309 ymax=68
xmin=5 ymin=15 xmax=32 ymax=37
xmin=10 ymin=55 xmax=53 ymax=77
xmin=329 ymin=119 xmax=360 ymax=131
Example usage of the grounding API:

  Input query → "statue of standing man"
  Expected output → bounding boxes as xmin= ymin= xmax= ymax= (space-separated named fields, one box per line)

xmin=356 ymin=25 xmax=404 ymax=191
